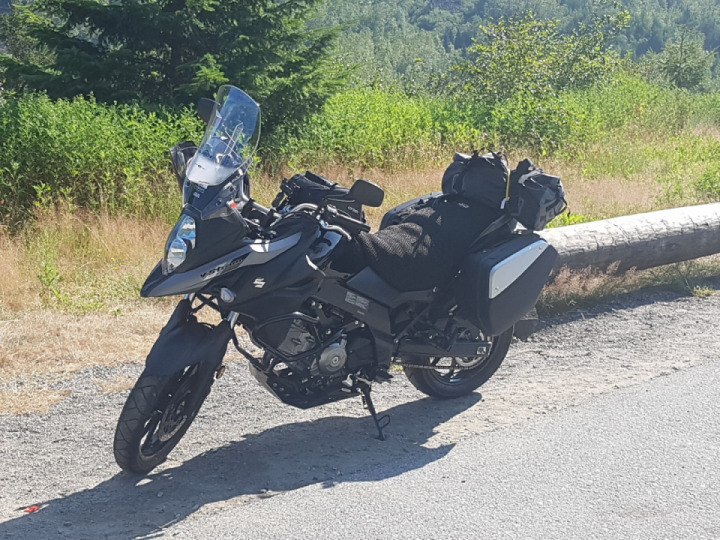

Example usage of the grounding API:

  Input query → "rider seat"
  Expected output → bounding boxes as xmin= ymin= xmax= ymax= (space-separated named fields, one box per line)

xmin=336 ymin=197 xmax=508 ymax=292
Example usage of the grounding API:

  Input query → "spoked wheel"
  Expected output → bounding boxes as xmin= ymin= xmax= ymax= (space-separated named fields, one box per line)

xmin=113 ymin=364 xmax=215 ymax=475
xmin=402 ymin=328 xmax=513 ymax=399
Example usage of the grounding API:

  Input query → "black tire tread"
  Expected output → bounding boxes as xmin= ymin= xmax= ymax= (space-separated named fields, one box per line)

xmin=114 ymin=373 xmax=169 ymax=474
xmin=114 ymin=369 xmax=211 ymax=475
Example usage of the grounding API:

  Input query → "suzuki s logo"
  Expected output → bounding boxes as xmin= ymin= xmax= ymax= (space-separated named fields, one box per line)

xmin=253 ymin=278 xmax=266 ymax=289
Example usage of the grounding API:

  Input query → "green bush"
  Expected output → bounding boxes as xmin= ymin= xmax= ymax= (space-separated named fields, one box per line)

xmin=0 ymin=93 xmax=202 ymax=227
xmin=3 ymin=73 xmax=720 ymax=230
xmin=275 ymin=72 xmax=720 ymax=168
xmin=448 ymin=12 xmax=628 ymax=106
xmin=276 ymin=87 xmax=491 ymax=169
xmin=486 ymin=89 xmax=587 ymax=154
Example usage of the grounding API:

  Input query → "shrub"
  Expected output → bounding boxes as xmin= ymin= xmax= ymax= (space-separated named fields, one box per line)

xmin=0 ymin=93 xmax=202 ymax=227
xmin=276 ymin=87 xmax=491 ymax=169
xmin=447 ymin=11 xmax=628 ymax=106
xmin=694 ymin=164 xmax=720 ymax=200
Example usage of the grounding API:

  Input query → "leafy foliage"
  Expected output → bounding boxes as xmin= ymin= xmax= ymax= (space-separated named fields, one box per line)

xmin=2 ymin=6 xmax=720 ymax=227
xmin=0 ymin=2 xmax=50 ymax=70
xmin=278 ymin=87 xmax=489 ymax=168
xmin=0 ymin=93 xmax=202 ymax=228
xmin=694 ymin=164 xmax=720 ymax=199
xmin=448 ymin=11 xmax=629 ymax=104
xmin=308 ymin=0 xmax=720 ymax=89
xmin=434 ymin=11 xmax=629 ymax=152
xmin=0 ymin=0 xmax=343 ymax=136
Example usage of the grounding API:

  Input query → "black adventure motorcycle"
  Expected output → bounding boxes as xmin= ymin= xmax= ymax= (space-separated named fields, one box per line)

xmin=114 ymin=85 xmax=562 ymax=474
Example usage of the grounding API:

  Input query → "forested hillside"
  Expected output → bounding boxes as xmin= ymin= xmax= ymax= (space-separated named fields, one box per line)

xmin=315 ymin=0 xmax=720 ymax=84
xmin=2 ymin=0 xmax=718 ymax=82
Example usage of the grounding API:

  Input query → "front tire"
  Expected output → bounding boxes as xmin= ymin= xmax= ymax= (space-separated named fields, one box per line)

xmin=113 ymin=364 xmax=214 ymax=474
xmin=402 ymin=328 xmax=513 ymax=399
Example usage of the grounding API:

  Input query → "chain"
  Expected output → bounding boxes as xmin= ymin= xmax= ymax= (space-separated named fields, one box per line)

xmin=393 ymin=361 xmax=476 ymax=371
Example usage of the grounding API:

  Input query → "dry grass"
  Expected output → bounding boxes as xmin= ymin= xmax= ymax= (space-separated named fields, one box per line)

xmin=538 ymin=263 xmax=642 ymax=315
xmin=0 ymin=305 xmax=172 ymax=414
xmin=0 ymin=306 xmax=170 ymax=378
xmin=0 ymin=160 xmax=717 ymax=415
xmin=272 ymin=156 xmax=668 ymax=225
xmin=0 ymin=228 xmax=33 ymax=313
xmin=538 ymin=256 xmax=720 ymax=315
xmin=0 ymin=389 xmax=72 ymax=415
xmin=689 ymin=124 xmax=720 ymax=139
xmin=0 ymin=210 xmax=170 ymax=313
xmin=263 ymin=164 xmax=448 ymax=227
xmin=539 ymin=158 xmax=666 ymax=217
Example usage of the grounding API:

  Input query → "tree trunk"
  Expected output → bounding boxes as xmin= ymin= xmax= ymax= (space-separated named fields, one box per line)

xmin=539 ymin=203 xmax=720 ymax=272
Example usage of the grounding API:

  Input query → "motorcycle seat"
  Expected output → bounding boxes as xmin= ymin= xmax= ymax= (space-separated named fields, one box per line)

xmin=339 ymin=197 xmax=506 ymax=292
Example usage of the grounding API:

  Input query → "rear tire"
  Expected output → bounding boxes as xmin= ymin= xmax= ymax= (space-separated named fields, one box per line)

xmin=402 ymin=328 xmax=513 ymax=399
xmin=113 ymin=364 xmax=213 ymax=475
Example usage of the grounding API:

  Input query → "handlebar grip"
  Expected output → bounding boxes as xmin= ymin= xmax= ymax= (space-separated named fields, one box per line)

xmin=325 ymin=208 xmax=371 ymax=235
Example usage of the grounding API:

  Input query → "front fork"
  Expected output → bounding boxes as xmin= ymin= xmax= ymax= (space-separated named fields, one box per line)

xmin=182 ymin=293 xmax=240 ymax=382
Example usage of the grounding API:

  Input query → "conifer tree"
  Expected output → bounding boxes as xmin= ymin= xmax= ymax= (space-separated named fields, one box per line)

xmin=0 ymin=0 xmax=342 ymax=134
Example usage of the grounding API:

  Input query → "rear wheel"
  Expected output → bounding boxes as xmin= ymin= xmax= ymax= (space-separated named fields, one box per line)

xmin=113 ymin=364 xmax=214 ymax=475
xmin=402 ymin=328 xmax=513 ymax=399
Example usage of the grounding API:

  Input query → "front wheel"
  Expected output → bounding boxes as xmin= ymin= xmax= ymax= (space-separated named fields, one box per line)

xmin=402 ymin=328 xmax=513 ymax=399
xmin=113 ymin=364 xmax=214 ymax=474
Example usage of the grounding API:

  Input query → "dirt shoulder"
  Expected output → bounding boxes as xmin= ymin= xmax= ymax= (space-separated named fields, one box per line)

xmin=0 ymin=284 xmax=718 ymax=538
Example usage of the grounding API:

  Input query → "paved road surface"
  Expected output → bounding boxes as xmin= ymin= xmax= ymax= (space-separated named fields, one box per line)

xmin=1 ymin=290 xmax=718 ymax=539
xmin=169 ymin=362 xmax=720 ymax=539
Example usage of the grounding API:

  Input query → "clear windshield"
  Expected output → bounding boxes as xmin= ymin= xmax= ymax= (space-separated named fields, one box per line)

xmin=186 ymin=86 xmax=261 ymax=186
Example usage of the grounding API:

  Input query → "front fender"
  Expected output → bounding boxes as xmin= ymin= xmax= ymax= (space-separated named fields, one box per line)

xmin=144 ymin=300 xmax=233 ymax=376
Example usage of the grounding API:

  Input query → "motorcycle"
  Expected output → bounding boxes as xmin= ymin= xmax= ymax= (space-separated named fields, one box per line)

xmin=113 ymin=85 xmax=558 ymax=475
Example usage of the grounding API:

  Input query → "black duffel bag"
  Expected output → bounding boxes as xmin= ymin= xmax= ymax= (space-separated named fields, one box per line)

xmin=442 ymin=150 xmax=566 ymax=231
xmin=507 ymin=159 xmax=566 ymax=231
xmin=441 ymin=151 xmax=509 ymax=210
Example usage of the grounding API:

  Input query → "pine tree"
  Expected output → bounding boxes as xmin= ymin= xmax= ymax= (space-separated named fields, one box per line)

xmin=0 ymin=0 xmax=342 ymax=135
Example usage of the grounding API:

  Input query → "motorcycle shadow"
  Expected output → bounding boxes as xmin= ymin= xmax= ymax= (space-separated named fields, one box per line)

xmin=0 ymin=393 xmax=481 ymax=539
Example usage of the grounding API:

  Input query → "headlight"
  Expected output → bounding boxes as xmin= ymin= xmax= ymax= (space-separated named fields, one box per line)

xmin=176 ymin=215 xmax=196 ymax=247
xmin=163 ymin=215 xmax=196 ymax=274
xmin=165 ymin=238 xmax=188 ymax=272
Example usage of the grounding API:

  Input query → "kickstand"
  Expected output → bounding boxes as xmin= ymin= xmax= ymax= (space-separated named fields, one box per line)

xmin=358 ymin=381 xmax=390 ymax=441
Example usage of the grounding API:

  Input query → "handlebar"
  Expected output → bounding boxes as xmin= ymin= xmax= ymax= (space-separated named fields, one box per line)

xmin=238 ymin=196 xmax=369 ymax=242
xmin=272 ymin=202 xmax=370 ymax=238
xmin=322 ymin=206 xmax=371 ymax=235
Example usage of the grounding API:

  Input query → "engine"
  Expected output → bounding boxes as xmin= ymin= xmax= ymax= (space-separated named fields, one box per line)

xmin=249 ymin=313 xmax=375 ymax=408
xmin=279 ymin=329 xmax=349 ymax=379
xmin=255 ymin=317 xmax=346 ymax=377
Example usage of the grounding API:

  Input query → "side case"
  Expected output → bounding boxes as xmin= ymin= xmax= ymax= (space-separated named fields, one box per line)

xmin=455 ymin=233 xmax=557 ymax=336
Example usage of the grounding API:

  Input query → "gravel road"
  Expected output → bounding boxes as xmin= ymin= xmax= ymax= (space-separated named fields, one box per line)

xmin=1 ymin=283 xmax=718 ymax=538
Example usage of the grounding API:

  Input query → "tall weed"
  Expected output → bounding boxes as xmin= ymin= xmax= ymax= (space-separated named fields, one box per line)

xmin=276 ymin=88 xmax=490 ymax=170
xmin=0 ymin=209 xmax=170 ymax=313
xmin=0 ymin=93 xmax=201 ymax=228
